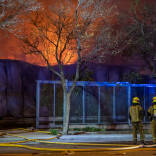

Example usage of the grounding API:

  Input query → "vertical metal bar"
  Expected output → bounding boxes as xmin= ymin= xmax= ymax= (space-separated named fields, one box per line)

xmin=127 ymin=86 xmax=131 ymax=124
xmin=113 ymin=86 xmax=116 ymax=121
xmin=36 ymin=81 xmax=40 ymax=129
xmin=98 ymin=87 xmax=101 ymax=124
xmin=148 ymin=87 xmax=150 ymax=109
xmin=53 ymin=84 xmax=56 ymax=126
xmin=82 ymin=86 xmax=85 ymax=124
xmin=144 ymin=87 xmax=146 ymax=109
xmin=144 ymin=87 xmax=146 ymax=122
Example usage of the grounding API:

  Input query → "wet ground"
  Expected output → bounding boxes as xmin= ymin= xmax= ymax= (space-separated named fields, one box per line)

xmin=0 ymin=129 xmax=155 ymax=155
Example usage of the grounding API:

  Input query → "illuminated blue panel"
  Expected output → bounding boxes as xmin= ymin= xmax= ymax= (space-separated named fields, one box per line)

xmin=37 ymin=80 xmax=131 ymax=86
xmin=37 ymin=80 xmax=156 ymax=88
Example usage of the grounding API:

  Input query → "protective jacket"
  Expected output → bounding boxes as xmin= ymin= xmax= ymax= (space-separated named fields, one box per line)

xmin=129 ymin=104 xmax=144 ymax=122
xmin=147 ymin=104 xmax=156 ymax=121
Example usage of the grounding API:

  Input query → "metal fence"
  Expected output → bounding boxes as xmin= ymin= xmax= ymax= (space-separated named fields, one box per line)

xmin=36 ymin=80 xmax=156 ymax=128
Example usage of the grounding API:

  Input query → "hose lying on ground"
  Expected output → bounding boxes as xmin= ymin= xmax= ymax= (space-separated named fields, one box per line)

xmin=0 ymin=143 xmax=146 ymax=152
xmin=0 ymin=128 xmax=155 ymax=152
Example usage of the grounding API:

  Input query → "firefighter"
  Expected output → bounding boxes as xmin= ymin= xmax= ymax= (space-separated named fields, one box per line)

xmin=147 ymin=97 xmax=156 ymax=144
xmin=129 ymin=97 xmax=145 ymax=144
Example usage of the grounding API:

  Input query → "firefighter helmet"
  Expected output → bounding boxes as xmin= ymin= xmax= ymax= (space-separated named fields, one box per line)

xmin=132 ymin=97 xmax=140 ymax=103
xmin=152 ymin=96 xmax=156 ymax=103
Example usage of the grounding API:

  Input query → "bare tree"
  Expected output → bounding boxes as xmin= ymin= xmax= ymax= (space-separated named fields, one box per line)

xmin=15 ymin=0 xmax=114 ymax=134
xmin=0 ymin=0 xmax=40 ymax=29
xmin=98 ymin=0 xmax=156 ymax=75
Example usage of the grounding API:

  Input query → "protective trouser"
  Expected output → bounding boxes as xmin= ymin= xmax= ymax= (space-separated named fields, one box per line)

xmin=151 ymin=120 xmax=156 ymax=144
xmin=132 ymin=122 xmax=144 ymax=143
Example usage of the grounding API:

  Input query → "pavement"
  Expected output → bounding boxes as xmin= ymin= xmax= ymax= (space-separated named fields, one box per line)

xmin=0 ymin=131 xmax=153 ymax=144
xmin=0 ymin=131 xmax=155 ymax=155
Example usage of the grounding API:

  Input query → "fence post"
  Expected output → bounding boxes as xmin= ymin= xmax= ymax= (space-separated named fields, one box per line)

xmin=82 ymin=85 xmax=85 ymax=124
xmin=127 ymin=85 xmax=131 ymax=125
xmin=143 ymin=87 xmax=146 ymax=122
xmin=53 ymin=84 xmax=56 ymax=126
xmin=36 ymin=80 xmax=40 ymax=129
xmin=113 ymin=86 xmax=116 ymax=121
xmin=98 ymin=86 xmax=101 ymax=124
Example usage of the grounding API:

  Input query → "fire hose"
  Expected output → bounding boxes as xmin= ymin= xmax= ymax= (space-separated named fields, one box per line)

xmin=0 ymin=128 xmax=155 ymax=152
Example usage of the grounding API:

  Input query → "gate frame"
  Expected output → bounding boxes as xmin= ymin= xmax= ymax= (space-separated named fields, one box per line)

xmin=36 ymin=80 xmax=156 ymax=129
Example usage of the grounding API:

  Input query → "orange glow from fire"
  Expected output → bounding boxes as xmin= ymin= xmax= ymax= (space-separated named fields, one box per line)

xmin=0 ymin=0 xmax=78 ymax=66
xmin=0 ymin=0 xmax=155 ymax=66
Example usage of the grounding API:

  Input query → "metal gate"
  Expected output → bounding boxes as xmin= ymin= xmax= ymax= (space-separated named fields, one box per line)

xmin=36 ymin=81 xmax=156 ymax=128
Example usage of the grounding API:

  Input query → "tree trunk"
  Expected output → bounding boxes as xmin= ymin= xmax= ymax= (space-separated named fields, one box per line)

xmin=62 ymin=91 xmax=71 ymax=134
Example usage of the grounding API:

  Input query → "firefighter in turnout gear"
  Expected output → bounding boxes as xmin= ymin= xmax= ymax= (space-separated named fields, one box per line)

xmin=129 ymin=97 xmax=145 ymax=144
xmin=147 ymin=97 xmax=156 ymax=144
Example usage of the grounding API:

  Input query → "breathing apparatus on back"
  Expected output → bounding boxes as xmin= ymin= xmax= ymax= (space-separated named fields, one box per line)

xmin=152 ymin=97 xmax=156 ymax=118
